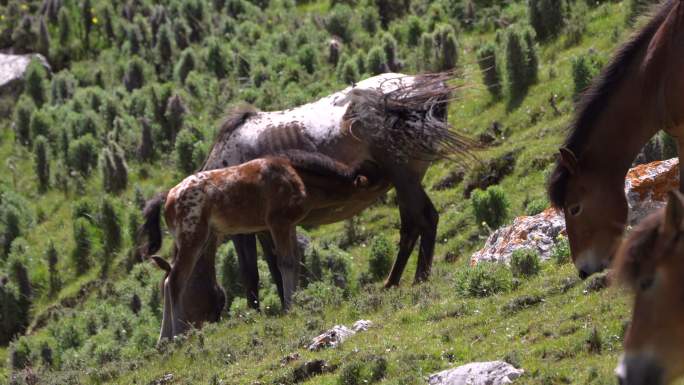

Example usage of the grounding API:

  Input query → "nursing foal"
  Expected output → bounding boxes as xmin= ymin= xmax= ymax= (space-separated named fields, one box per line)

xmin=614 ymin=190 xmax=684 ymax=385
xmin=139 ymin=151 xmax=370 ymax=340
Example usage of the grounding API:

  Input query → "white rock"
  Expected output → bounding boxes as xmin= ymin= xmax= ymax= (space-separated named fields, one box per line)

xmin=428 ymin=361 xmax=523 ymax=385
xmin=308 ymin=325 xmax=355 ymax=351
xmin=471 ymin=159 xmax=680 ymax=265
xmin=0 ymin=53 xmax=51 ymax=96
xmin=352 ymin=319 xmax=373 ymax=332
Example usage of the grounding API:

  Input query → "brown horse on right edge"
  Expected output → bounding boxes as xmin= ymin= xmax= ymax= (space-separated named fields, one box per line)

xmin=549 ymin=0 xmax=684 ymax=279
xmin=614 ymin=190 xmax=684 ymax=385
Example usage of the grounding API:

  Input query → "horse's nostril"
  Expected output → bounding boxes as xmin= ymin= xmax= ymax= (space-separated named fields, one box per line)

xmin=579 ymin=269 xmax=589 ymax=280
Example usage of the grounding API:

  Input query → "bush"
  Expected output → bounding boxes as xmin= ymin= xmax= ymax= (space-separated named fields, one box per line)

xmin=34 ymin=135 xmax=50 ymax=193
xmin=72 ymin=218 xmax=92 ymax=275
xmin=366 ymin=46 xmax=387 ymax=75
xmin=367 ymin=235 xmax=393 ymax=282
xmin=510 ymin=248 xmax=541 ymax=278
xmin=471 ymin=185 xmax=509 ymax=229
xmin=455 ymin=262 xmax=513 ymax=297
xmin=68 ymin=134 xmax=99 ymax=176
xmin=0 ymin=282 xmax=25 ymax=345
xmin=262 ymin=293 xmax=281 ymax=316
xmin=571 ymin=53 xmax=602 ymax=99
xmin=14 ymin=96 xmax=34 ymax=147
xmin=339 ymin=58 xmax=359 ymax=84
xmin=46 ymin=242 xmax=61 ymax=297
xmin=293 ymin=281 xmax=344 ymax=314
xmin=165 ymin=94 xmax=188 ymax=145
xmin=176 ymin=49 xmax=196 ymax=84
xmin=551 ymin=235 xmax=571 ymax=265
xmin=325 ymin=5 xmax=354 ymax=42
xmin=297 ymin=45 xmax=317 ymax=74
xmin=505 ymin=30 xmax=529 ymax=102
xmin=432 ymin=25 xmax=459 ymax=71
xmin=157 ymin=23 xmax=174 ymax=68
xmin=124 ymin=57 xmax=146 ymax=92
xmin=381 ymin=33 xmax=399 ymax=71
xmin=176 ymin=129 xmax=198 ymax=173
xmin=524 ymin=197 xmax=547 ymax=216
xmin=2 ymin=209 xmax=22 ymax=258
xmin=337 ymin=355 xmax=388 ymax=385
xmin=101 ymin=143 xmax=129 ymax=194
xmin=528 ymin=0 xmax=564 ymax=41
xmin=25 ymin=59 xmax=48 ymax=107
xmin=99 ymin=197 xmax=122 ymax=260
xmin=477 ymin=43 xmax=502 ymax=99
xmin=219 ymin=245 xmax=242 ymax=311
xmin=207 ymin=40 xmax=228 ymax=79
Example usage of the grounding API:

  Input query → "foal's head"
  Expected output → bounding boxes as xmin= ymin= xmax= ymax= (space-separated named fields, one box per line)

xmin=549 ymin=148 xmax=628 ymax=279
xmin=150 ymin=255 xmax=225 ymax=327
xmin=614 ymin=191 xmax=684 ymax=385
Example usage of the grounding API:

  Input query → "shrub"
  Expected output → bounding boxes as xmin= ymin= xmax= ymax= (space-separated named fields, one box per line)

xmin=293 ymin=281 xmax=344 ymax=314
xmin=68 ymin=134 xmax=99 ymax=176
xmin=165 ymin=94 xmax=188 ymax=145
xmin=138 ymin=118 xmax=155 ymax=162
xmin=58 ymin=7 xmax=71 ymax=45
xmin=30 ymin=108 xmax=51 ymax=140
xmin=361 ymin=7 xmax=380 ymax=35
xmin=46 ymin=241 xmax=61 ymax=297
xmin=367 ymin=235 xmax=393 ymax=282
xmin=524 ymin=197 xmax=547 ymax=216
xmin=505 ymin=30 xmax=528 ymax=102
xmin=432 ymin=25 xmax=459 ymax=71
xmin=303 ymin=245 xmax=323 ymax=285
xmin=325 ymin=5 xmax=354 ymax=42
xmin=366 ymin=46 xmax=387 ymax=75
xmin=262 ymin=293 xmax=281 ymax=316
xmin=124 ymin=57 xmax=146 ymax=92
xmin=471 ymin=185 xmax=509 ymax=229
xmin=571 ymin=53 xmax=602 ymax=99
xmin=455 ymin=262 xmax=513 ymax=297
xmin=0 ymin=283 xmax=25 ymax=345
xmin=175 ymin=129 xmax=197 ymax=173
xmin=10 ymin=337 xmax=31 ymax=369
xmin=510 ymin=248 xmax=541 ymax=278
xmin=2 ymin=209 xmax=22 ymax=258
xmin=551 ymin=235 xmax=571 ymax=265
xmin=25 ymin=59 xmax=48 ymax=107
xmin=528 ymin=0 xmax=564 ymax=41
xmin=337 ymin=355 xmax=387 ymax=385
xmin=219 ymin=245 xmax=241 ymax=311
xmin=381 ymin=33 xmax=399 ymax=71
xmin=157 ymin=23 xmax=174 ymax=68
xmin=406 ymin=16 xmax=424 ymax=47
xmin=297 ymin=45 xmax=317 ymax=74
xmin=339 ymin=58 xmax=359 ymax=84
xmin=14 ymin=97 xmax=34 ymax=147
xmin=50 ymin=72 xmax=76 ymax=105
xmin=99 ymin=197 xmax=122 ymax=261
xmin=374 ymin=0 xmax=410 ymax=28
xmin=101 ymin=143 xmax=129 ymax=194
xmin=176 ymin=49 xmax=196 ymax=84
xmin=72 ymin=218 xmax=92 ymax=275
xmin=207 ymin=40 xmax=228 ymax=79
xmin=34 ymin=135 xmax=50 ymax=193
xmin=477 ymin=43 xmax=502 ymax=99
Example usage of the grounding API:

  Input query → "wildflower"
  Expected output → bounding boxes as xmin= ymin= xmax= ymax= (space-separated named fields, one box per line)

xmin=92 ymin=16 xmax=98 ymax=24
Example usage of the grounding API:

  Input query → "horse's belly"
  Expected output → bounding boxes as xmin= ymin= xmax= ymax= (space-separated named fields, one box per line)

xmin=300 ymin=187 xmax=391 ymax=225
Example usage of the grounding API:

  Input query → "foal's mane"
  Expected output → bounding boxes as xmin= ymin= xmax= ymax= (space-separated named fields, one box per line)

xmin=548 ymin=0 xmax=675 ymax=208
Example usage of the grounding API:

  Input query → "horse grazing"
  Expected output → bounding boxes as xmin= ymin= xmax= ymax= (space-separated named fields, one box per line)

xmin=139 ymin=152 xmax=371 ymax=340
xmin=614 ymin=190 xmax=684 ymax=385
xmin=193 ymin=72 xmax=474 ymax=312
xmin=548 ymin=0 xmax=684 ymax=279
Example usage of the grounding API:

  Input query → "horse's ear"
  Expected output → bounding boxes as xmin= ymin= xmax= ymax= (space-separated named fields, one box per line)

xmin=558 ymin=147 xmax=578 ymax=175
xmin=150 ymin=255 xmax=172 ymax=273
xmin=663 ymin=190 xmax=684 ymax=235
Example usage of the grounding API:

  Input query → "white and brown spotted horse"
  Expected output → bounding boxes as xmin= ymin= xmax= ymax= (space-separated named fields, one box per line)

xmin=150 ymin=73 xmax=474 ymax=331
xmin=140 ymin=151 xmax=372 ymax=340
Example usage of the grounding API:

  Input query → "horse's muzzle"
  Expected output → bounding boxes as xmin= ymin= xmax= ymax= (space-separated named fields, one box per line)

xmin=615 ymin=353 xmax=665 ymax=385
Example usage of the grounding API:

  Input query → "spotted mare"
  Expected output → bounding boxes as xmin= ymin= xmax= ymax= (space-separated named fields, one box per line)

xmin=548 ymin=0 xmax=684 ymax=278
xmin=139 ymin=152 xmax=371 ymax=340
xmin=614 ymin=190 xmax=684 ymax=385
xmin=192 ymin=72 xmax=474 ymax=312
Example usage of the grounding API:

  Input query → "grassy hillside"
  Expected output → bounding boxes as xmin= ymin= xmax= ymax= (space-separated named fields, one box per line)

xmin=0 ymin=0 xmax=673 ymax=384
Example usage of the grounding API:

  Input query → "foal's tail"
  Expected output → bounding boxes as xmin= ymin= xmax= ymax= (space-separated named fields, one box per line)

xmin=138 ymin=191 xmax=169 ymax=256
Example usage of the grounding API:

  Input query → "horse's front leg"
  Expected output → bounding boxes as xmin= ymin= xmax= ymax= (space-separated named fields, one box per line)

xmin=268 ymin=222 xmax=300 ymax=311
xmin=385 ymin=174 xmax=438 ymax=287
xmin=257 ymin=232 xmax=285 ymax=306
xmin=232 ymin=234 xmax=260 ymax=310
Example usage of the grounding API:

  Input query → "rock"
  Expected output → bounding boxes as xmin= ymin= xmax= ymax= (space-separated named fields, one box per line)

xmin=583 ymin=271 xmax=610 ymax=294
xmin=308 ymin=325 xmax=355 ymax=351
xmin=471 ymin=159 xmax=680 ymax=265
xmin=352 ymin=319 xmax=373 ymax=332
xmin=428 ymin=361 xmax=524 ymax=385
xmin=308 ymin=320 xmax=372 ymax=350
xmin=0 ymin=53 xmax=51 ymax=97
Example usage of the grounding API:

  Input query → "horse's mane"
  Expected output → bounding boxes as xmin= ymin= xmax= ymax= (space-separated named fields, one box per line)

xmin=613 ymin=210 xmax=661 ymax=286
xmin=200 ymin=105 xmax=258 ymax=171
xmin=345 ymin=72 xmax=477 ymax=162
xmin=548 ymin=0 xmax=675 ymax=208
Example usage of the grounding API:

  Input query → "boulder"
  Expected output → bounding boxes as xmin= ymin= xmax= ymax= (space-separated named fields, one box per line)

xmin=471 ymin=158 xmax=679 ymax=265
xmin=307 ymin=320 xmax=373 ymax=351
xmin=428 ymin=361 xmax=523 ymax=385
xmin=0 ymin=53 xmax=51 ymax=97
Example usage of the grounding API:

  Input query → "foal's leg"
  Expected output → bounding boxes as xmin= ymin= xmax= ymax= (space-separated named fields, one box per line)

xmin=168 ymin=230 xmax=208 ymax=336
xmin=257 ymin=232 xmax=285 ymax=306
xmin=232 ymin=234 xmax=260 ymax=310
xmin=385 ymin=175 xmax=439 ymax=287
xmin=268 ymin=222 xmax=300 ymax=310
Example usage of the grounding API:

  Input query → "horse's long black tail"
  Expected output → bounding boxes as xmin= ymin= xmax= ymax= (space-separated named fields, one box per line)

xmin=139 ymin=191 xmax=169 ymax=256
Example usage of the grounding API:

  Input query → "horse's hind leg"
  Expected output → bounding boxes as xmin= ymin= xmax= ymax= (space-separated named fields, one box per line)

xmin=257 ymin=232 xmax=285 ymax=306
xmin=385 ymin=176 xmax=438 ymax=287
xmin=233 ymin=234 xmax=260 ymax=310
xmin=268 ymin=222 xmax=300 ymax=311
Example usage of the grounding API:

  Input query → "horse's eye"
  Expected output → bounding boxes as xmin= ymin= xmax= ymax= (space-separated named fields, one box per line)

xmin=639 ymin=277 xmax=654 ymax=291
xmin=568 ymin=203 xmax=582 ymax=217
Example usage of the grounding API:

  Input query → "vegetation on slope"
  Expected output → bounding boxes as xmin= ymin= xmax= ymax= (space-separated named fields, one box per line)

xmin=0 ymin=0 xmax=673 ymax=383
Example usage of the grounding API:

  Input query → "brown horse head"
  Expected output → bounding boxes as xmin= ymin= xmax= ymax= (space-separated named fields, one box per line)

xmin=549 ymin=147 xmax=628 ymax=279
xmin=614 ymin=190 xmax=684 ymax=385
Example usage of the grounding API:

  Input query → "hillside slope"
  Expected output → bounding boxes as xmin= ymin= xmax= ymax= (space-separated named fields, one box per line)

xmin=0 ymin=0 xmax=673 ymax=384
